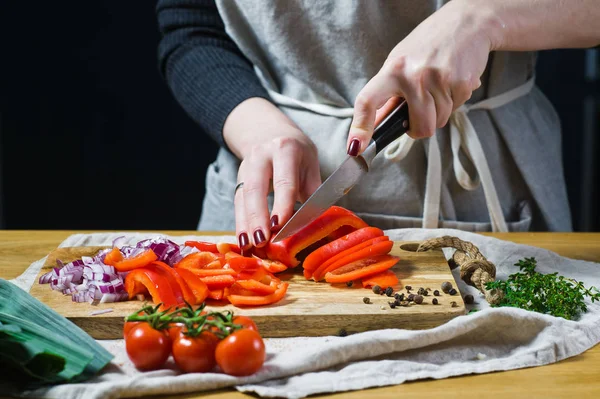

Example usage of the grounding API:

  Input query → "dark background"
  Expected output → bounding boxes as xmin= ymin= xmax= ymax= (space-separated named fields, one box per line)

xmin=0 ymin=2 xmax=598 ymax=231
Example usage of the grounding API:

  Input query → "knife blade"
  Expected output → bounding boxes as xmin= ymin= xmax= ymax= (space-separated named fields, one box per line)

xmin=271 ymin=100 xmax=410 ymax=243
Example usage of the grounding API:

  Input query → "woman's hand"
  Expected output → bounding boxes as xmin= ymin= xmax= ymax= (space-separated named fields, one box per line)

xmin=346 ymin=0 xmax=496 ymax=155
xmin=223 ymin=98 xmax=322 ymax=250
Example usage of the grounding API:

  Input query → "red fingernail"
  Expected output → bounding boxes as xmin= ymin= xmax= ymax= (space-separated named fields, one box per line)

xmin=238 ymin=232 xmax=249 ymax=248
xmin=270 ymin=215 xmax=279 ymax=231
xmin=347 ymin=139 xmax=360 ymax=156
xmin=253 ymin=229 xmax=266 ymax=246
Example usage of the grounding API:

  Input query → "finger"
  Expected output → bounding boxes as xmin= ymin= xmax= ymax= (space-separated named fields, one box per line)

xmin=425 ymin=71 xmax=453 ymax=128
xmin=348 ymin=71 xmax=402 ymax=156
xmin=397 ymin=73 xmax=437 ymax=139
xmin=234 ymin=166 xmax=251 ymax=251
xmin=270 ymin=141 xmax=301 ymax=232
xmin=298 ymin=155 xmax=322 ymax=203
xmin=242 ymin=150 xmax=273 ymax=248
xmin=374 ymin=96 xmax=404 ymax=127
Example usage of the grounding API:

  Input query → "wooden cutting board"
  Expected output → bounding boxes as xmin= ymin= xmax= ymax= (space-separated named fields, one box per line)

xmin=28 ymin=242 xmax=466 ymax=339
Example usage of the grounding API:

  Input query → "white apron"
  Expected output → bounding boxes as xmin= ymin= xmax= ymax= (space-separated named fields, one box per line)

xmin=198 ymin=0 xmax=572 ymax=232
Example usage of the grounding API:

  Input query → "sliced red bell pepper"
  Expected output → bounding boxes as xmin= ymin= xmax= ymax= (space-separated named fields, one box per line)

xmin=148 ymin=261 xmax=197 ymax=306
xmin=227 ymin=256 xmax=260 ymax=273
xmin=227 ymin=282 xmax=289 ymax=306
xmin=257 ymin=258 xmax=288 ymax=273
xmin=208 ymin=289 xmax=224 ymax=300
xmin=303 ymin=227 xmax=385 ymax=273
xmin=187 ymin=268 xmax=238 ymax=277
xmin=199 ymin=274 xmax=236 ymax=290
xmin=266 ymin=206 xmax=368 ymax=267
xmin=324 ymin=255 xmax=399 ymax=283
xmin=361 ymin=270 xmax=399 ymax=288
xmin=113 ymin=249 xmax=158 ymax=272
xmin=173 ymin=268 xmax=209 ymax=304
xmin=174 ymin=251 xmax=223 ymax=270
xmin=103 ymin=247 xmax=124 ymax=266
xmin=227 ymin=283 xmax=258 ymax=297
xmin=217 ymin=242 xmax=241 ymax=254
xmin=184 ymin=240 xmax=218 ymax=253
xmin=236 ymin=279 xmax=277 ymax=295
xmin=312 ymin=239 xmax=393 ymax=281
xmin=124 ymin=268 xmax=181 ymax=309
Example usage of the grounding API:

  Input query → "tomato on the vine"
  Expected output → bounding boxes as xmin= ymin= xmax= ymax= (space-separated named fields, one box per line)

xmin=123 ymin=321 xmax=140 ymax=339
xmin=125 ymin=323 xmax=172 ymax=371
xmin=172 ymin=331 xmax=220 ymax=373
xmin=232 ymin=315 xmax=258 ymax=332
xmin=215 ymin=329 xmax=265 ymax=376
xmin=167 ymin=322 xmax=186 ymax=341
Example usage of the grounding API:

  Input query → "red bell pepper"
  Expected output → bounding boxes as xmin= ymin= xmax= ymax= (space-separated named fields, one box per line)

xmin=174 ymin=251 xmax=223 ymax=270
xmin=124 ymin=267 xmax=182 ymax=309
xmin=312 ymin=239 xmax=393 ymax=281
xmin=361 ymin=270 xmax=399 ymax=288
xmin=216 ymin=242 xmax=241 ymax=254
xmin=148 ymin=261 xmax=197 ymax=306
xmin=324 ymin=255 xmax=399 ymax=283
xmin=227 ymin=281 xmax=289 ymax=306
xmin=184 ymin=240 xmax=218 ymax=253
xmin=103 ymin=247 xmax=124 ymax=266
xmin=303 ymin=227 xmax=385 ymax=274
xmin=173 ymin=268 xmax=209 ymax=304
xmin=199 ymin=274 xmax=236 ymax=290
xmin=266 ymin=206 xmax=368 ymax=267
xmin=113 ymin=249 xmax=158 ymax=272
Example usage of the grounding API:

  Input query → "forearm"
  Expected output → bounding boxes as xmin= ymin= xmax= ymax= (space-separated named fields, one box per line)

xmin=453 ymin=0 xmax=600 ymax=51
xmin=223 ymin=98 xmax=305 ymax=160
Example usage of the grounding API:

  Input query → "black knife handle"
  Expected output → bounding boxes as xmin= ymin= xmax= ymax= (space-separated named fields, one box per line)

xmin=372 ymin=101 xmax=410 ymax=155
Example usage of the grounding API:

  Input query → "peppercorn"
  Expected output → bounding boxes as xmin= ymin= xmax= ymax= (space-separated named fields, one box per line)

xmin=400 ymin=301 xmax=409 ymax=307
xmin=394 ymin=299 xmax=401 ymax=306
xmin=414 ymin=295 xmax=424 ymax=304
xmin=441 ymin=281 xmax=453 ymax=293
xmin=405 ymin=285 xmax=412 ymax=291
xmin=339 ymin=328 xmax=348 ymax=337
xmin=388 ymin=301 xmax=396 ymax=309
xmin=407 ymin=293 xmax=415 ymax=302
xmin=363 ymin=297 xmax=371 ymax=304
xmin=450 ymin=301 xmax=458 ymax=307
xmin=394 ymin=293 xmax=404 ymax=301
xmin=449 ymin=288 xmax=458 ymax=296
xmin=417 ymin=287 xmax=428 ymax=296
xmin=464 ymin=294 xmax=474 ymax=304
xmin=346 ymin=281 xmax=353 ymax=287
xmin=432 ymin=298 xmax=439 ymax=305
xmin=385 ymin=286 xmax=394 ymax=297
xmin=372 ymin=285 xmax=381 ymax=294
xmin=433 ymin=290 xmax=440 ymax=296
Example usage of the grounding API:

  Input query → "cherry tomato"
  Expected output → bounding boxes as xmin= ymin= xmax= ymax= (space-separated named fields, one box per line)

xmin=215 ymin=329 xmax=265 ymax=376
xmin=232 ymin=315 xmax=258 ymax=332
xmin=167 ymin=322 xmax=186 ymax=342
xmin=125 ymin=323 xmax=172 ymax=371
xmin=172 ymin=331 xmax=220 ymax=373
xmin=123 ymin=321 xmax=140 ymax=339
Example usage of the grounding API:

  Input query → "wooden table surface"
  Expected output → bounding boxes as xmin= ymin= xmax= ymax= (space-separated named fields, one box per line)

xmin=1 ymin=231 xmax=600 ymax=398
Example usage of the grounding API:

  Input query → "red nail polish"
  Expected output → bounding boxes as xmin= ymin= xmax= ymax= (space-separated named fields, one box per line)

xmin=253 ymin=229 xmax=266 ymax=246
xmin=270 ymin=215 xmax=279 ymax=231
xmin=238 ymin=232 xmax=249 ymax=248
xmin=347 ymin=139 xmax=360 ymax=156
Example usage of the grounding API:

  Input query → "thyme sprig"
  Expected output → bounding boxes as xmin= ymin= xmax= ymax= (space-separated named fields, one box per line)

xmin=485 ymin=257 xmax=600 ymax=320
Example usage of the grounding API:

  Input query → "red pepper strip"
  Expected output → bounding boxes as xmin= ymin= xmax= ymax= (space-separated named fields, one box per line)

xmin=325 ymin=255 xmax=399 ymax=283
xmin=257 ymin=258 xmax=288 ymax=274
xmin=326 ymin=225 xmax=357 ymax=241
xmin=174 ymin=268 xmax=209 ymax=304
xmin=124 ymin=268 xmax=181 ymax=309
xmin=227 ymin=282 xmax=289 ymax=306
xmin=208 ymin=289 xmax=224 ymax=300
xmin=312 ymin=239 xmax=393 ymax=282
xmin=186 ymin=268 xmax=237 ymax=277
xmin=103 ymin=247 xmax=124 ymax=266
xmin=236 ymin=279 xmax=277 ymax=295
xmin=248 ymin=246 xmax=268 ymax=259
xmin=199 ymin=274 xmax=236 ymax=290
xmin=361 ymin=270 xmax=399 ymax=288
xmin=228 ymin=283 xmax=259 ymax=296
xmin=217 ymin=242 xmax=241 ymax=254
xmin=113 ymin=249 xmax=158 ymax=272
xmin=144 ymin=262 xmax=187 ymax=305
xmin=184 ymin=240 xmax=218 ymax=253
xmin=228 ymin=256 xmax=260 ymax=273
xmin=303 ymin=227 xmax=385 ymax=273
xmin=174 ymin=251 xmax=221 ymax=270
xmin=267 ymin=206 xmax=368 ymax=267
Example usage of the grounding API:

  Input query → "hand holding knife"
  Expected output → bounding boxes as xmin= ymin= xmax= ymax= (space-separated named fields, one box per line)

xmin=271 ymin=100 xmax=410 ymax=242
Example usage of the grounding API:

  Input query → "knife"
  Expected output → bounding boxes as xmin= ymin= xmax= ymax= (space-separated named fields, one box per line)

xmin=271 ymin=100 xmax=410 ymax=243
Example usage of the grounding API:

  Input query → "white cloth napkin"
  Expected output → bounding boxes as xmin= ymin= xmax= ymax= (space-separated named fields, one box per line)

xmin=9 ymin=229 xmax=600 ymax=399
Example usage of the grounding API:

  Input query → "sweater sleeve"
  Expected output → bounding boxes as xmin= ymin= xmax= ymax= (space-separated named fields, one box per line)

xmin=156 ymin=0 xmax=271 ymax=147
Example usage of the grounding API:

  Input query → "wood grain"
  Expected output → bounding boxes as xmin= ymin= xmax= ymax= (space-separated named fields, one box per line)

xmin=28 ymin=241 xmax=466 ymax=339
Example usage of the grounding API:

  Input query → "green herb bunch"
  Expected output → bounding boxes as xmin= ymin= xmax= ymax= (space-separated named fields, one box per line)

xmin=485 ymin=257 xmax=600 ymax=320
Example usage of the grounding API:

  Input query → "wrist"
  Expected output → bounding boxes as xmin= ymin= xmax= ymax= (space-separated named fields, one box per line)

xmin=449 ymin=0 xmax=505 ymax=52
